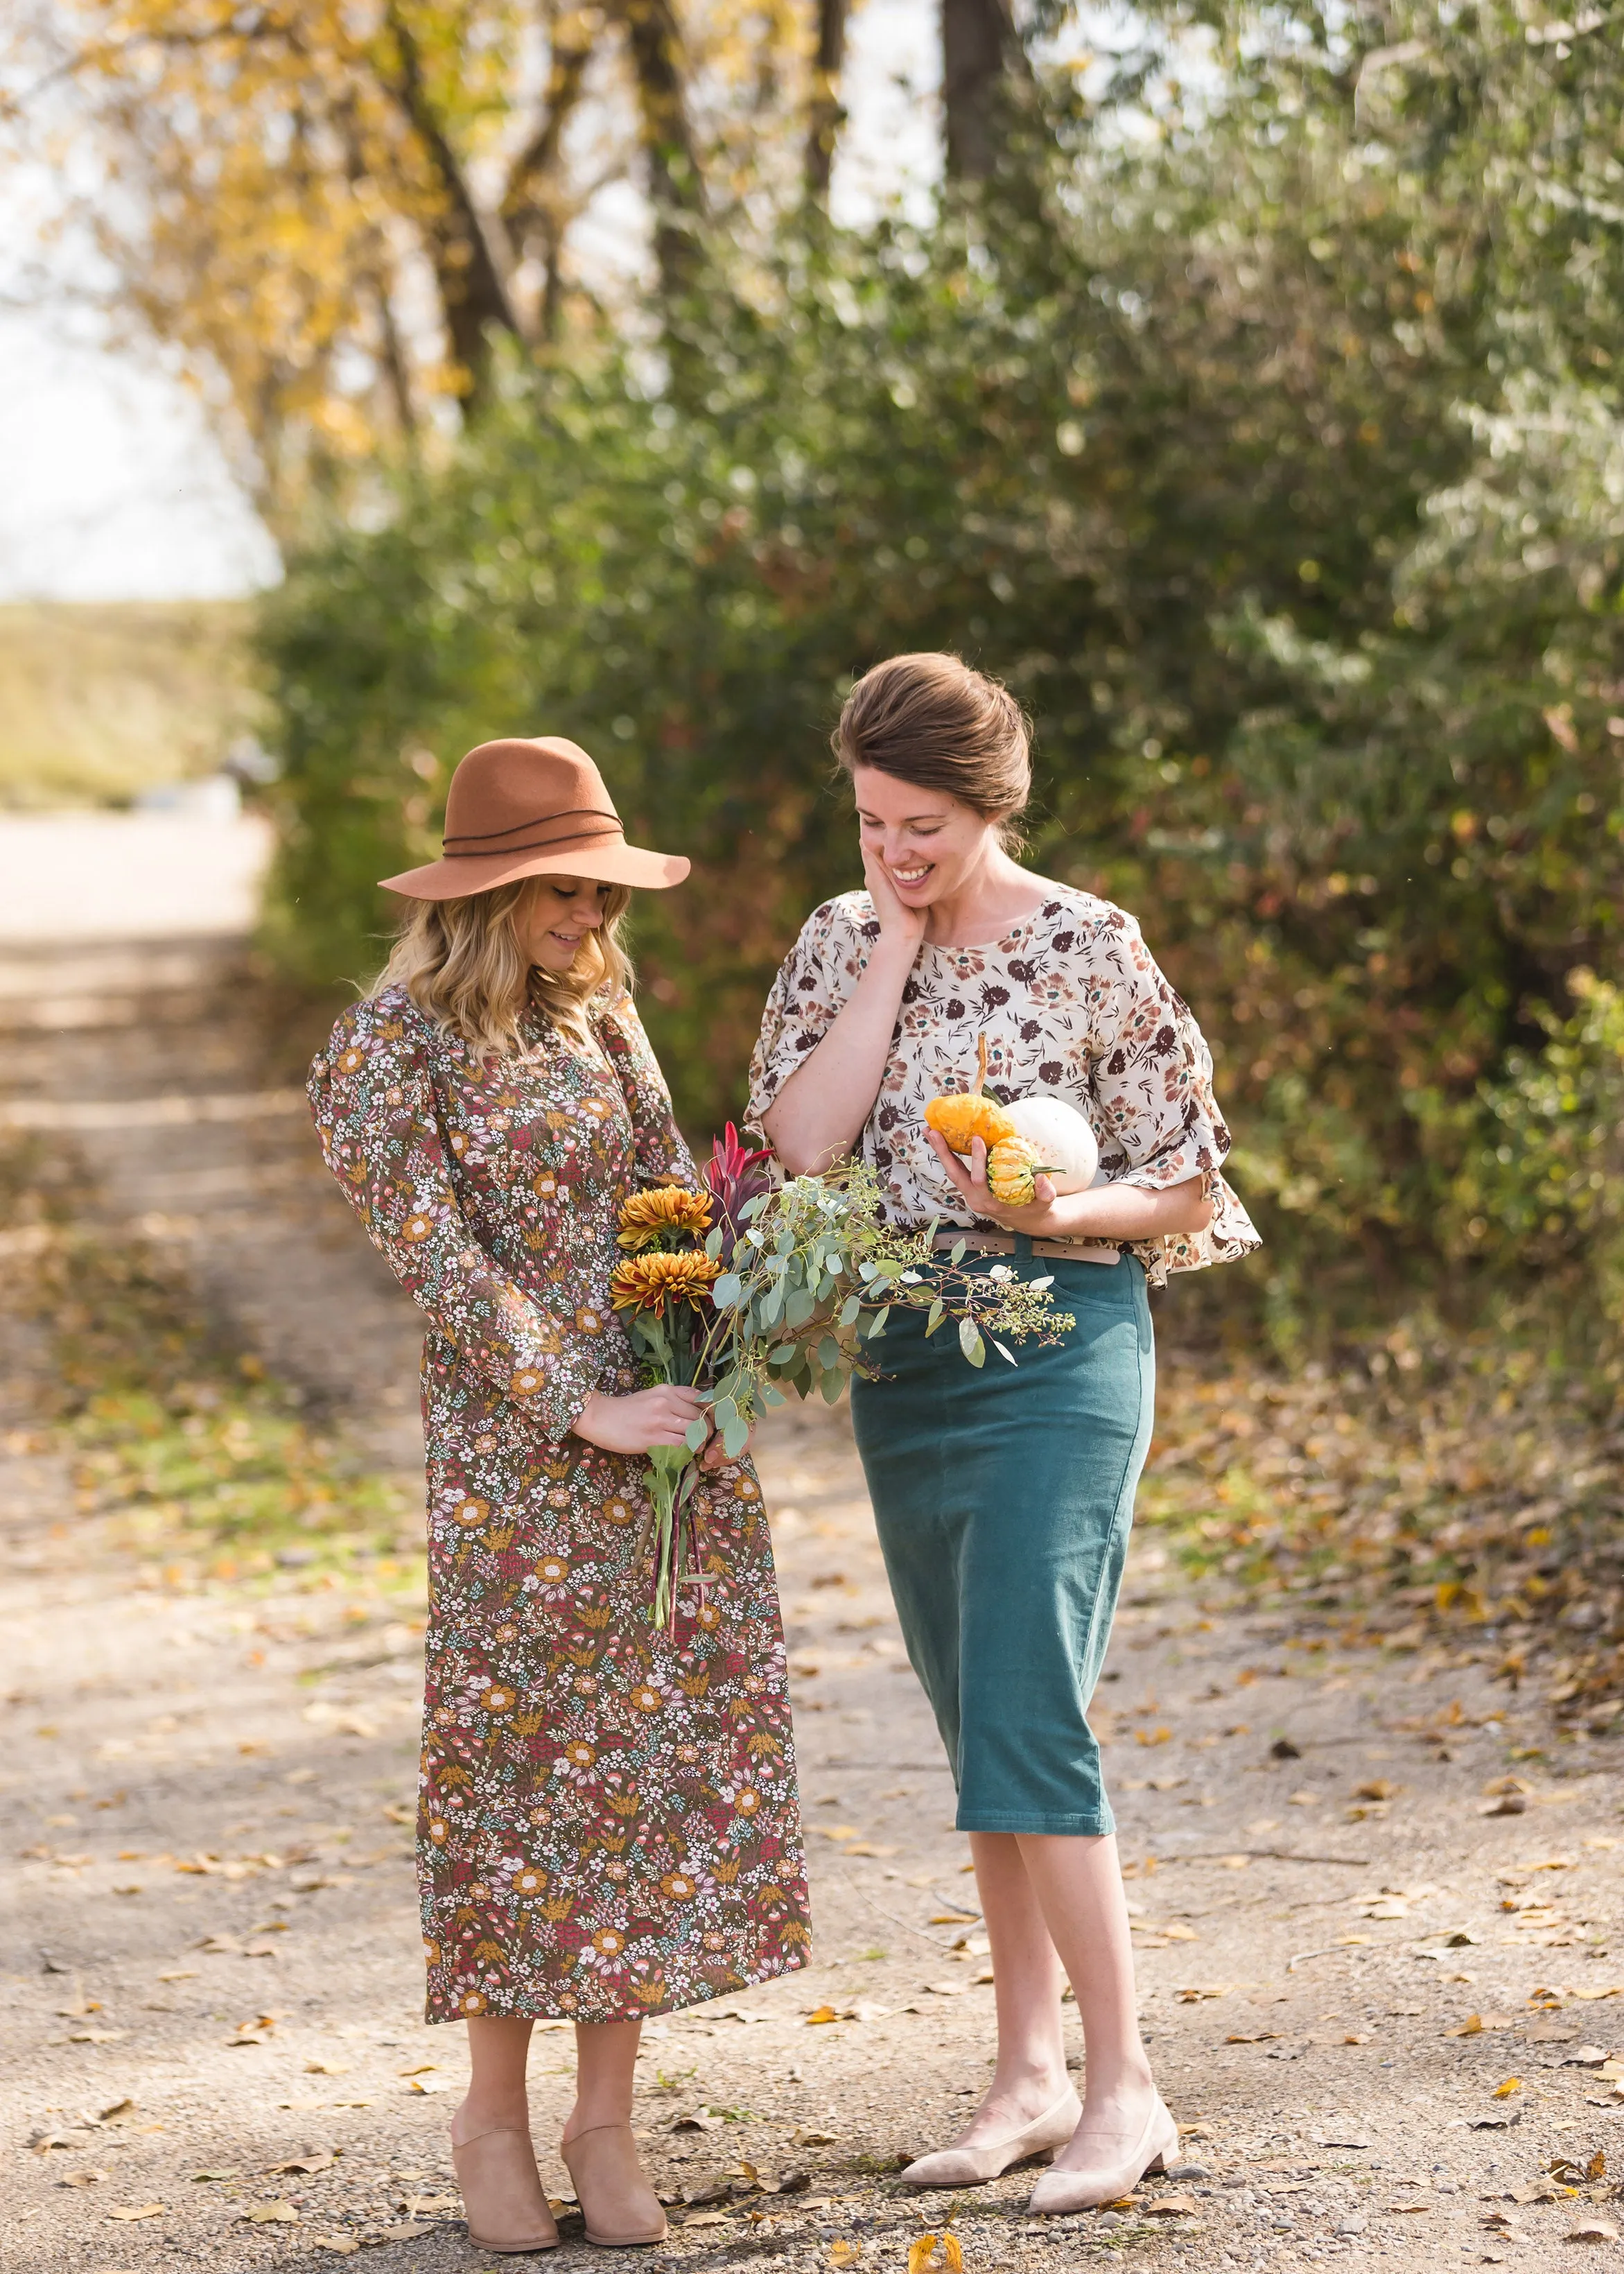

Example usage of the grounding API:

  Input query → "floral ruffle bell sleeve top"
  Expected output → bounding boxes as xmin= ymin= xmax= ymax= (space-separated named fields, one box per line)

xmin=308 ymin=984 xmax=810 ymax=2024
xmin=746 ymin=886 xmax=1260 ymax=1287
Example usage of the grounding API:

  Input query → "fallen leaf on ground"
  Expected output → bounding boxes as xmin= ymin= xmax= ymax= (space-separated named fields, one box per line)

xmin=405 ymin=2076 xmax=448 ymax=2093
xmin=241 ymin=2201 xmax=300 ymax=2223
xmin=107 ymin=2204 xmax=164 ymax=2221
xmin=97 ymin=2099 xmax=136 ymax=2124
xmin=921 ymin=1982 xmax=966 ymax=1997
xmin=812 ymin=1825 xmax=859 ymax=1841
xmin=156 ymin=1970 xmax=197 ymax=1982
xmin=907 ymin=2237 xmax=964 ymax=2274
xmin=1567 ymin=2221 xmax=1620 ymax=2243
xmin=1176 ymin=1985 xmax=1232 ymax=2002
xmin=684 ymin=2210 xmax=731 ymax=2228
xmin=28 ymin=2130 xmax=78 ymax=2151
xmin=190 ymin=2169 xmax=238 ymax=2182
xmin=403 ymin=2194 xmax=459 ymax=2215
xmin=793 ymin=2127 xmax=837 ymax=2146
xmin=304 ymin=2060 xmax=349 ymax=2075
xmin=1494 ymin=2078 xmax=1524 ymax=2099
xmin=1225 ymin=2032 xmax=1280 ymax=2045
xmin=68 ymin=2028 xmax=128 ymax=2043
xmin=1481 ymin=1796 xmax=1528 ymax=1818
xmin=1510 ymin=2180 xmax=1559 ymax=2204
xmin=1144 ymin=2195 xmax=1198 ymax=2216
xmin=378 ymin=2224 xmax=429 ymax=2243
xmin=397 ymin=2063 xmax=439 ymax=2077
xmin=311 ymin=2239 xmax=360 ymax=2256
xmin=1451 ymin=2014 xmax=1516 ymax=2036
xmin=672 ymin=2110 xmax=720 ymax=2132
xmin=268 ymin=2151 xmax=338 ymax=2175
xmin=1354 ymin=1780 xmax=1395 ymax=1801
xmin=804 ymin=2005 xmax=840 ymax=2026
xmin=60 ymin=2171 xmax=106 ymax=2188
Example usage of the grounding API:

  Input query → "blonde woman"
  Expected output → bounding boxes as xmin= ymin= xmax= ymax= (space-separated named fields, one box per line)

xmin=309 ymin=738 xmax=809 ymax=2254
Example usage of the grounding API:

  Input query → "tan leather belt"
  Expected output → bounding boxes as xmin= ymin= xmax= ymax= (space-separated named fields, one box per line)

xmin=932 ymin=1230 xmax=1121 ymax=1267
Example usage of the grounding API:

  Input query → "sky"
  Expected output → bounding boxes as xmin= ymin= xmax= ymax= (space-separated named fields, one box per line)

xmin=0 ymin=0 xmax=943 ymax=606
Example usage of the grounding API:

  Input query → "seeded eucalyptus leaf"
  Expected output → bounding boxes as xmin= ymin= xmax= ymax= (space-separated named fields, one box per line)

xmin=821 ymin=1369 xmax=844 ymax=1405
xmin=705 ymin=1228 xmax=724 ymax=1260
xmin=722 ymin=1415 xmax=751 ymax=1457
xmin=950 ymin=1238 xmax=967 ymax=1264
xmin=959 ymin=1317 xmax=986 ymax=1366
xmin=839 ymin=1294 xmax=862 ymax=1326
xmin=713 ymin=1272 xmax=743 ymax=1310
xmin=926 ymin=1296 xmax=945 ymax=1336
xmin=992 ymin=1337 xmax=1018 ymax=1365
xmin=684 ymin=1419 xmax=710 ymax=1451
xmin=867 ymin=1303 xmax=889 ymax=1337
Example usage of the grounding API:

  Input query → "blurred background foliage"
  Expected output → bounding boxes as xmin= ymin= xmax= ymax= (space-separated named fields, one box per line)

xmin=19 ymin=0 xmax=1623 ymax=1364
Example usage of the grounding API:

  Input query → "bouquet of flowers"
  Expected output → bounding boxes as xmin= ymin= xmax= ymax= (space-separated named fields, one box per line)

xmin=610 ymin=1126 xmax=1073 ymax=1625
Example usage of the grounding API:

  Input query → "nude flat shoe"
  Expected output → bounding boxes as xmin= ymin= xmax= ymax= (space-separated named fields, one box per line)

xmin=451 ymin=2122 xmax=561 ymax=2253
xmin=900 ymin=2084 xmax=1083 ymax=2189
xmin=560 ymin=2121 xmax=669 ymax=2247
xmin=1026 ymin=2092 xmax=1178 ymax=2216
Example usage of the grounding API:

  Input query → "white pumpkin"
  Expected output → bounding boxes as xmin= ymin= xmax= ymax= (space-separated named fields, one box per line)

xmin=1002 ymin=1093 xmax=1101 ymax=1193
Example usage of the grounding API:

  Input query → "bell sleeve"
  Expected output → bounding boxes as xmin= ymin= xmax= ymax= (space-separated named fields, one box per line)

xmin=744 ymin=899 xmax=855 ymax=1137
xmin=1088 ymin=909 xmax=1261 ymax=1274
xmin=595 ymin=994 xmax=699 ymax=1187
xmin=308 ymin=997 xmax=600 ymax=1441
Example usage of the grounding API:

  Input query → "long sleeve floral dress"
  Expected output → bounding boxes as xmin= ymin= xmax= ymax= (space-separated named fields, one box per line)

xmin=308 ymin=984 xmax=809 ymax=2025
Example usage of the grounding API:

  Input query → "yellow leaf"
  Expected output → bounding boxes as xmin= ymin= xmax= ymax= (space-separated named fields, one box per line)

xmin=107 ymin=2204 xmax=165 ymax=2221
xmin=805 ymin=2004 xmax=840 ymax=2024
xmin=907 ymin=2237 xmax=965 ymax=2274
xmin=828 ymin=2244 xmax=861 ymax=2268
xmin=1492 ymin=2077 xmax=1523 ymax=2099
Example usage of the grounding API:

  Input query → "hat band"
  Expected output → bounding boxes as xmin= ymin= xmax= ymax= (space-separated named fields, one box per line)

xmin=442 ymin=808 xmax=625 ymax=859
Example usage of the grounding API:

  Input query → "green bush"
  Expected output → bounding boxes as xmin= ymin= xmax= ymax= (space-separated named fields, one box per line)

xmin=259 ymin=95 xmax=1624 ymax=1353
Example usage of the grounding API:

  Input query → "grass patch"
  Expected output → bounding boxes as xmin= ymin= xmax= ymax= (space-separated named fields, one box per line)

xmin=0 ymin=598 xmax=256 ymax=808
xmin=4 ymin=1132 xmax=414 ymax=1592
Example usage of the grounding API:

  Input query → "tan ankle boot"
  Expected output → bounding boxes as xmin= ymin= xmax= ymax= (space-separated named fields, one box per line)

xmin=452 ymin=2122 xmax=561 ymax=2253
xmin=560 ymin=2122 xmax=668 ymax=2248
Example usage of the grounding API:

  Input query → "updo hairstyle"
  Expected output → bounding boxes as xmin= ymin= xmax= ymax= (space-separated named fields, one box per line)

xmin=833 ymin=652 xmax=1032 ymax=848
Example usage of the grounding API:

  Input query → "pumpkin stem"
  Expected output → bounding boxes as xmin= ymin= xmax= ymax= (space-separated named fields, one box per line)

xmin=974 ymin=1033 xmax=988 ymax=1096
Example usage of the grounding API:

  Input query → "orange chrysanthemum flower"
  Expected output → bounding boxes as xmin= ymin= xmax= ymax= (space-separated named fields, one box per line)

xmin=615 ymin=1184 xmax=714 ymax=1251
xmin=610 ymin=1249 xmax=722 ymax=1314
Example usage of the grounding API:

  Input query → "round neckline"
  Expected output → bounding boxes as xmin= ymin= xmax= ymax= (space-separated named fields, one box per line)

xmin=919 ymin=900 xmax=1051 ymax=958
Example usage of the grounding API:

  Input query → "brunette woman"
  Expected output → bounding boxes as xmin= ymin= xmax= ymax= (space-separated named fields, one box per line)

xmin=311 ymin=738 xmax=808 ymax=2253
xmin=749 ymin=657 xmax=1257 ymax=2213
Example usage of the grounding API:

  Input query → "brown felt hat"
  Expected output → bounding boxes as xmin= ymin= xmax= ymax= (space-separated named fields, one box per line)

xmin=378 ymin=736 xmax=690 ymax=899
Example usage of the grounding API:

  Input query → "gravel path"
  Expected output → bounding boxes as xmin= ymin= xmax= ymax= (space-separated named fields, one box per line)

xmin=4 ymin=909 xmax=1623 ymax=2274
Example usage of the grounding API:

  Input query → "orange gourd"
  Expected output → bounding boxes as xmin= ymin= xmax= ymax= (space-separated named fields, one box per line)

xmin=924 ymin=1035 xmax=1017 ymax=1152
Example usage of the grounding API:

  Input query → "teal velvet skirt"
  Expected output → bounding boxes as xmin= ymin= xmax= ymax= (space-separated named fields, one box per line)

xmin=849 ymin=1248 xmax=1154 ymax=1837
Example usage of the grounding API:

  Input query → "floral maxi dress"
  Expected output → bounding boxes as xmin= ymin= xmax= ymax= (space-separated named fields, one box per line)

xmin=309 ymin=985 xmax=810 ymax=2024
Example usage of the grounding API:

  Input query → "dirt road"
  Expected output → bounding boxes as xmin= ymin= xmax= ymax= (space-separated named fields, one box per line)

xmin=4 ymin=909 xmax=1623 ymax=2274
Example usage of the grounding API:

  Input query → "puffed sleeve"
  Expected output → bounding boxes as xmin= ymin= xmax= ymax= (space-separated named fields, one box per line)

xmin=745 ymin=896 xmax=863 ymax=1135
xmin=308 ymin=994 xmax=600 ymax=1440
xmin=1087 ymin=908 xmax=1261 ymax=1274
xmin=594 ymin=993 xmax=699 ymax=1186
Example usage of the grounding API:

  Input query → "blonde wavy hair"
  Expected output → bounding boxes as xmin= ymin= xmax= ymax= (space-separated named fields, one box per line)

xmin=369 ymin=877 xmax=634 ymax=1058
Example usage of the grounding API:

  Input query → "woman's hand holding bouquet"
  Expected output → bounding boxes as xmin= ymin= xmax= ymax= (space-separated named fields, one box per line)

xmin=608 ymin=1123 xmax=1073 ymax=1625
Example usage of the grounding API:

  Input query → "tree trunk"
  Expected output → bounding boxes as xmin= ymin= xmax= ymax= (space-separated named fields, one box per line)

xmin=609 ymin=0 xmax=705 ymax=309
xmin=503 ymin=16 xmax=595 ymax=343
xmin=805 ymin=0 xmax=849 ymax=200
xmin=379 ymin=1 xmax=524 ymax=409
xmin=942 ymin=0 xmax=1020 ymax=181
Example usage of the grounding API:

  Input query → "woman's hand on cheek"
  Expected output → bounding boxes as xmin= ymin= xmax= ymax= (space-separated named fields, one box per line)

xmin=926 ymin=1128 xmax=1063 ymax=1233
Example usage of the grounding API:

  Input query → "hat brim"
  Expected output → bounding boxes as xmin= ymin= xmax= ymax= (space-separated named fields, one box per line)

xmin=378 ymin=841 xmax=690 ymax=899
